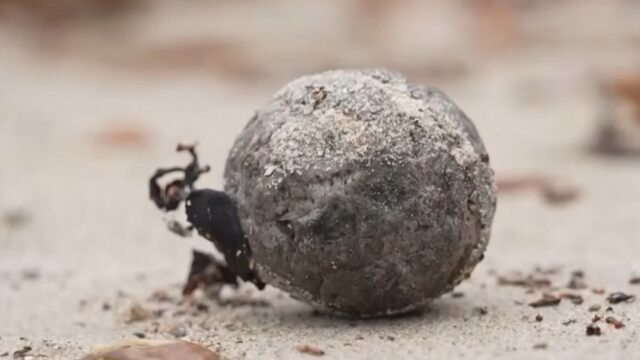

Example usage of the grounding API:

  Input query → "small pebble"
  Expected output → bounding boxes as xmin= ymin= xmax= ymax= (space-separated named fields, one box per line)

xmin=607 ymin=292 xmax=635 ymax=304
xmin=167 ymin=324 xmax=187 ymax=338
xmin=605 ymin=316 xmax=625 ymax=329
xmin=586 ymin=324 xmax=601 ymax=336
xmin=120 ymin=301 xmax=151 ymax=323
xmin=588 ymin=304 xmax=601 ymax=312
xmin=473 ymin=306 xmax=488 ymax=316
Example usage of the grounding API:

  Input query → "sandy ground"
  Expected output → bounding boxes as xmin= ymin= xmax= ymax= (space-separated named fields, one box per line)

xmin=1 ymin=1 xmax=640 ymax=359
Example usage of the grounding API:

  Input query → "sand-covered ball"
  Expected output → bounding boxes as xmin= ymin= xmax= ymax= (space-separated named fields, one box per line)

xmin=224 ymin=69 xmax=496 ymax=317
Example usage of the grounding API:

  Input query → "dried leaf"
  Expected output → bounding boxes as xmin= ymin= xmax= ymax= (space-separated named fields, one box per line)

xmin=96 ymin=122 xmax=150 ymax=148
xmin=79 ymin=340 xmax=220 ymax=360
xmin=605 ymin=316 xmax=625 ymax=329
xmin=296 ymin=345 xmax=325 ymax=356
xmin=471 ymin=0 xmax=519 ymax=50
xmin=497 ymin=176 xmax=580 ymax=205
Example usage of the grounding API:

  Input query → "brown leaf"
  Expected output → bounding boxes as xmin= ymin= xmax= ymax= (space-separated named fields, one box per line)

xmin=79 ymin=340 xmax=220 ymax=360
xmin=496 ymin=176 xmax=545 ymax=192
xmin=609 ymin=71 xmax=640 ymax=107
xmin=605 ymin=316 xmax=625 ymax=329
xmin=540 ymin=182 xmax=581 ymax=205
xmin=296 ymin=345 xmax=325 ymax=356
xmin=471 ymin=0 xmax=519 ymax=50
xmin=96 ymin=122 xmax=150 ymax=148
xmin=116 ymin=40 xmax=263 ymax=81
xmin=594 ymin=71 xmax=640 ymax=156
xmin=497 ymin=176 xmax=580 ymax=205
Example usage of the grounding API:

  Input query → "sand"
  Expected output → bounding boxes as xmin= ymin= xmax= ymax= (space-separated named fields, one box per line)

xmin=1 ymin=1 xmax=639 ymax=359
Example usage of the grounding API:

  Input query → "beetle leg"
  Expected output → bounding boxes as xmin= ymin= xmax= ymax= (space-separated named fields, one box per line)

xmin=183 ymin=250 xmax=238 ymax=296
xmin=177 ymin=143 xmax=211 ymax=190
xmin=149 ymin=167 xmax=186 ymax=211
xmin=148 ymin=143 xmax=210 ymax=211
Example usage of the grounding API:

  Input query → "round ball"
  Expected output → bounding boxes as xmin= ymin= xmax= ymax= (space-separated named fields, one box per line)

xmin=224 ymin=69 xmax=496 ymax=317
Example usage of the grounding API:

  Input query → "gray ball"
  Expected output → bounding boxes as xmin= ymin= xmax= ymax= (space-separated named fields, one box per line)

xmin=224 ymin=69 xmax=496 ymax=317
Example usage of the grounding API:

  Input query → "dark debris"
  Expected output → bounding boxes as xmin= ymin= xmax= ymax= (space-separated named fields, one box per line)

xmin=498 ymin=274 xmax=551 ymax=289
xmin=12 ymin=346 xmax=32 ymax=359
xmin=1 ymin=208 xmax=30 ymax=230
xmin=561 ymin=293 xmax=584 ymax=305
xmin=607 ymin=292 xmax=635 ymax=304
xmin=605 ymin=316 xmax=625 ymax=329
xmin=567 ymin=271 xmax=587 ymax=290
xmin=472 ymin=306 xmax=488 ymax=316
xmin=529 ymin=294 xmax=561 ymax=308
xmin=588 ymin=304 xmax=601 ymax=312
xmin=497 ymin=176 xmax=580 ymax=205
xmin=586 ymin=323 xmax=601 ymax=336
xmin=182 ymin=250 xmax=235 ymax=297
xmin=533 ymin=343 xmax=548 ymax=350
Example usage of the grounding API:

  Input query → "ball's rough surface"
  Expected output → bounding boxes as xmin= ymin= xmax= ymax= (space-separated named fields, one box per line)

xmin=224 ymin=69 xmax=496 ymax=317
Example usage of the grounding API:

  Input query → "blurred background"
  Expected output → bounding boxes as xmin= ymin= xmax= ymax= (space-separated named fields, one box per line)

xmin=1 ymin=0 xmax=639 ymax=359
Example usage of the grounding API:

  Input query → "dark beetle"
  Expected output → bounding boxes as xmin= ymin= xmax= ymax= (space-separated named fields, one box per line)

xmin=149 ymin=144 xmax=264 ymax=290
